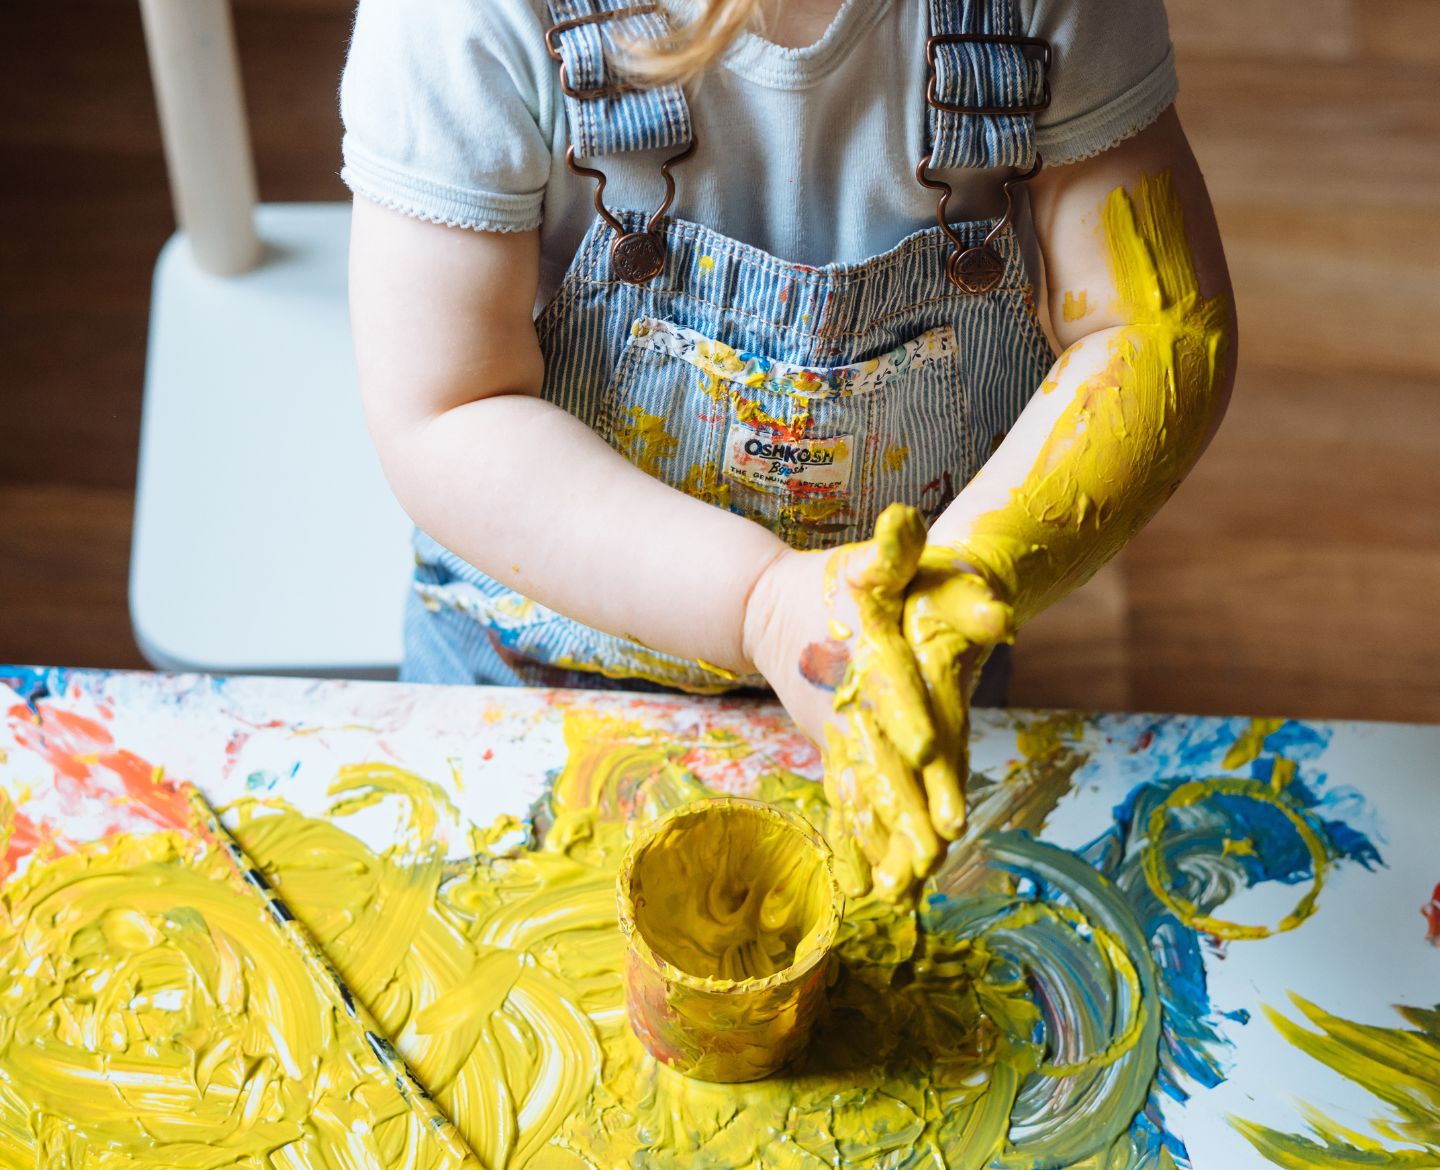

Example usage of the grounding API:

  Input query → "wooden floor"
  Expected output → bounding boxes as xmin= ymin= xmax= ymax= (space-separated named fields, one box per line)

xmin=3 ymin=0 xmax=1437 ymax=723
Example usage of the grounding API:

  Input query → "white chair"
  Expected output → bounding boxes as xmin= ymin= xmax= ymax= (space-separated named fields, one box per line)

xmin=130 ymin=0 xmax=412 ymax=678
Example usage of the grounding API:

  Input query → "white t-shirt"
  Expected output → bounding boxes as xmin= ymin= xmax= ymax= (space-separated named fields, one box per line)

xmin=341 ymin=0 xmax=1178 ymax=302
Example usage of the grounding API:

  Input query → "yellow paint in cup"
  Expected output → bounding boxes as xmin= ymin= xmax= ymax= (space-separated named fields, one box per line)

xmin=616 ymin=797 xmax=843 ymax=1082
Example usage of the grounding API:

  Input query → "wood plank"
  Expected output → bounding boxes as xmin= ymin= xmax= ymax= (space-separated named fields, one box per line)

xmin=0 ymin=486 xmax=147 ymax=671
xmin=1167 ymin=0 xmax=1356 ymax=61
xmin=1356 ymin=0 xmax=1440 ymax=64
xmin=1011 ymin=562 xmax=1131 ymax=712
xmin=1118 ymin=359 xmax=1440 ymax=722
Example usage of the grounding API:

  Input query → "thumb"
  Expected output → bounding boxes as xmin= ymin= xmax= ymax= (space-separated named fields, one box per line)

xmin=907 ymin=568 xmax=1014 ymax=650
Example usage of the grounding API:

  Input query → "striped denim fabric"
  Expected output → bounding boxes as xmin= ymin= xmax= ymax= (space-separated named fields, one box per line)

xmin=404 ymin=0 xmax=1052 ymax=691
xmin=406 ymin=208 xmax=1053 ymax=691
xmin=545 ymin=0 xmax=692 ymax=157
xmin=928 ymin=0 xmax=1047 ymax=170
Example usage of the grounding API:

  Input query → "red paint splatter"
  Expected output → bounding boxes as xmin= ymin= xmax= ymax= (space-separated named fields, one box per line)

xmin=482 ymin=749 xmax=495 ymax=762
xmin=5 ymin=696 xmax=191 ymax=868
xmin=1423 ymin=882 xmax=1440 ymax=947
xmin=798 ymin=639 xmax=851 ymax=693
xmin=102 ymin=748 xmax=191 ymax=830
xmin=1135 ymin=730 xmax=1155 ymax=751
xmin=0 ymin=810 xmax=45 ymax=882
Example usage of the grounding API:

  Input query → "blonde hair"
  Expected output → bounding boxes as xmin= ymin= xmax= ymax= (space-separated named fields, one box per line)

xmin=620 ymin=0 xmax=767 ymax=86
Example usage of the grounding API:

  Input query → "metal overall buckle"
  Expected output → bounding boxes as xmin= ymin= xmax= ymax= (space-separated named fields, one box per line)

xmin=924 ymin=33 xmax=1052 ymax=116
xmin=564 ymin=142 xmax=696 ymax=284
xmin=919 ymin=33 xmax=1050 ymax=294
xmin=544 ymin=3 xmax=664 ymax=100
xmin=915 ymin=154 xmax=1041 ymax=294
xmin=546 ymin=4 xmax=694 ymax=284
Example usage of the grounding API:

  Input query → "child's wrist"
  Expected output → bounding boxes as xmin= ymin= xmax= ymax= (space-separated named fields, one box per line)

xmin=738 ymin=543 xmax=795 ymax=678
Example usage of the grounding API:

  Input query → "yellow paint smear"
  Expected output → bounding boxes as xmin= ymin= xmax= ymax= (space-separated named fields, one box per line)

xmin=1234 ymin=997 xmax=1440 ymax=1166
xmin=1141 ymin=777 xmax=1326 ymax=941
xmin=0 ymin=830 xmax=466 ymax=1169
xmin=1061 ymin=289 xmax=1089 ymax=322
xmin=0 ymin=711 xmax=1150 ymax=1169
xmin=883 ymin=445 xmax=910 ymax=472
xmin=824 ymin=171 xmax=1231 ymax=896
xmin=614 ymin=406 xmax=679 ymax=476
xmin=934 ymin=169 xmax=1231 ymax=628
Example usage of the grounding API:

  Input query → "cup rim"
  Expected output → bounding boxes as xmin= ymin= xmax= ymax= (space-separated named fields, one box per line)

xmin=615 ymin=796 xmax=843 ymax=995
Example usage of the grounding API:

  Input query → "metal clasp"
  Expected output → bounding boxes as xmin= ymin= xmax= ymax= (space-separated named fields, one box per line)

xmin=924 ymin=33 xmax=1052 ymax=116
xmin=565 ymin=140 xmax=697 ymax=284
xmin=915 ymin=154 xmax=1042 ymax=294
xmin=544 ymin=4 xmax=664 ymax=100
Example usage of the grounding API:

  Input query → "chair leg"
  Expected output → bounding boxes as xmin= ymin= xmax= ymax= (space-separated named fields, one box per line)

xmin=138 ymin=0 xmax=262 ymax=276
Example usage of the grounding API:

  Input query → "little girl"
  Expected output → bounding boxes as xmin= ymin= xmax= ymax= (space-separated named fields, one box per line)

xmin=342 ymin=0 xmax=1236 ymax=896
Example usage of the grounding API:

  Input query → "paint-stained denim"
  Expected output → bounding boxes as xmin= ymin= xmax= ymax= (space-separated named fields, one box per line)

xmin=405 ymin=208 xmax=1054 ymax=692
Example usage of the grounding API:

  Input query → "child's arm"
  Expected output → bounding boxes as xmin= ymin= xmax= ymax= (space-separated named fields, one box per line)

xmin=349 ymin=200 xmax=792 ymax=677
xmin=352 ymin=200 xmax=945 ymax=854
xmin=750 ymin=109 xmax=1239 ymax=896
xmin=910 ymin=107 xmax=1237 ymax=792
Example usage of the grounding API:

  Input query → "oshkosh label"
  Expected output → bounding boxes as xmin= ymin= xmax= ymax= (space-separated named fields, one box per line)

xmin=723 ymin=421 xmax=854 ymax=495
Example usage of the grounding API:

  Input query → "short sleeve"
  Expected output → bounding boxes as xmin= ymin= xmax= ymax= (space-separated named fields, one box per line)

xmin=340 ymin=0 xmax=556 ymax=232
xmin=1022 ymin=0 xmax=1179 ymax=166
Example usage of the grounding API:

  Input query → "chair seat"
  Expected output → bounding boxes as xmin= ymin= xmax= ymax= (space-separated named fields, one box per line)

xmin=130 ymin=202 xmax=413 ymax=678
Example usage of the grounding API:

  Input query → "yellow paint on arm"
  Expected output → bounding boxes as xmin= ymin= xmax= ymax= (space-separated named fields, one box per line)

xmin=1061 ymin=289 xmax=1090 ymax=322
xmin=928 ymin=170 xmax=1233 ymax=630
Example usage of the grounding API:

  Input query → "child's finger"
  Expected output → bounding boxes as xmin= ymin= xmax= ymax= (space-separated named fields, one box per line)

xmin=920 ymin=569 xmax=1014 ymax=648
xmin=911 ymin=628 xmax=970 ymax=839
xmin=852 ymin=639 xmax=935 ymax=771
xmin=848 ymin=505 xmax=936 ymax=767
xmin=821 ymin=723 xmax=890 ymax=882
xmin=849 ymin=706 xmax=941 ymax=884
xmin=874 ymin=833 xmax=918 ymax=902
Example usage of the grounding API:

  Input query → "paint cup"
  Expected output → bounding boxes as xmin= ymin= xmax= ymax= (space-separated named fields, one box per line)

xmin=616 ymin=797 xmax=843 ymax=1083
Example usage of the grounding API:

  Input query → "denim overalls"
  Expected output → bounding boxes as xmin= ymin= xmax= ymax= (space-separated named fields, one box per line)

xmin=404 ymin=0 xmax=1054 ymax=695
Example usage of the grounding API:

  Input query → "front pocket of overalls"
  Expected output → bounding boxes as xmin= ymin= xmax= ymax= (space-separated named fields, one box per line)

xmin=599 ymin=318 xmax=967 ymax=548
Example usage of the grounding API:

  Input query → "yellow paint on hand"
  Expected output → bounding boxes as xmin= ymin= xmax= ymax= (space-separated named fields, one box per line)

xmin=823 ymin=506 xmax=949 ymax=899
xmin=818 ymin=172 xmax=1231 ymax=895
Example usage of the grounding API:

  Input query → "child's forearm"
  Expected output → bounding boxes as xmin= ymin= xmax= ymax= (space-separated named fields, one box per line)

xmin=350 ymin=203 xmax=786 ymax=677
xmin=382 ymin=391 xmax=786 ymax=675
xmin=820 ymin=166 xmax=1237 ymax=899
xmin=923 ymin=170 xmax=1236 ymax=627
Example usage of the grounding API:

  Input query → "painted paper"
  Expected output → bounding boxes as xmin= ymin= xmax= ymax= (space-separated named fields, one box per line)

xmin=1 ymin=668 xmax=1436 ymax=1168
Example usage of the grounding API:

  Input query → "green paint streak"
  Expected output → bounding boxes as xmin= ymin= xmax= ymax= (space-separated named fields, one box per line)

xmin=1234 ymin=997 xmax=1440 ymax=1168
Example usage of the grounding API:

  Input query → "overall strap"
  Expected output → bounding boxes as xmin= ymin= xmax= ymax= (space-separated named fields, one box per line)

xmin=544 ymin=1 xmax=693 ymax=158
xmin=926 ymin=0 xmax=1050 ymax=170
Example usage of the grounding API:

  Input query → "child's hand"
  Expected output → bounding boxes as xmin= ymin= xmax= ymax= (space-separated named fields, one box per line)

xmin=743 ymin=505 xmax=952 ymax=899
